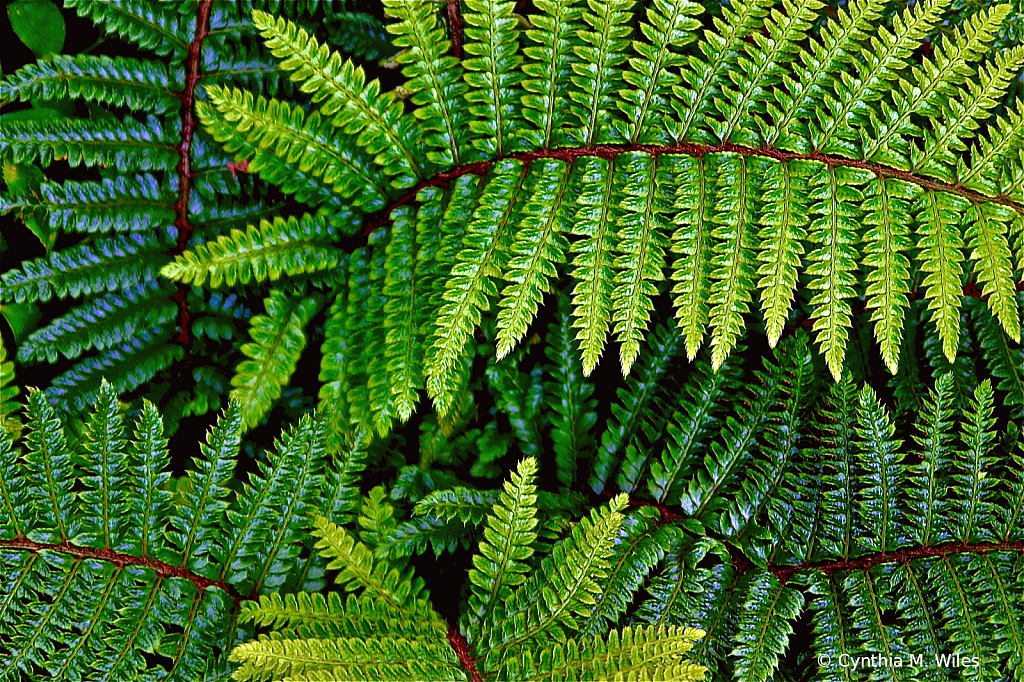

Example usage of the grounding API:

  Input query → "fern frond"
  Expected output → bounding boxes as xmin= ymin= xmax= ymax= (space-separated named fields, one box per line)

xmin=520 ymin=0 xmax=581 ymax=148
xmin=568 ymin=156 xmax=619 ymax=374
xmin=0 ymin=55 xmax=180 ymax=113
xmin=382 ymin=0 xmax=470 ymax=167
xmin=707 ymin=153 xmax=757 ymax=371
xmin=731 ymin=570 xmax=804 ymax=682
xmin=427 ymin=160 xmax=525 ymax=392
xmin=862 ymin=178 xmax=919 ymax=372
xmin=162 ymin=214 xmax=346 ymax=288
xmin=617 ymin=0 xmax=701 ymax=143
xmin=0 ymin=232 xmax=170 ymax=304
xmin=17 ymin=174 xmax=176 ymax=234
xmin=462 ymin=0 xmax=523 ymax=156
xmin=200 ymin=86 xmax=390 ymax=211
xmin=806 ymin=164 xmax=872 ymax=380
xmin=612 ymin=152 xmax=670 ymax=374
xmin=230 ymin=291 xmax=323 ymax=430
xmin=466 ymin=457 xmax=539 ymax=642
xmin=0 ymin=117 xmax=176 ymax=170
xmin=495 ymin=159 xmax=571 ymax=359
xmin=965 ymin=202 xmax=1021 ymax=342
xmin=755 ymin=158 xmax=811 ymax=346
xmin=63 ymin=0 xmax=187 ymax=56
xmin=252 ymin=10 xmax=424 ymax=186
xmin=17 ymin=281 xmax=176 ymax=363
xmin=567 ymin=0 xmax=634 ymax=145
xmin=512 ymin=624 xmax=708 ymax=681
xmin=545 ymin=292 xmax=598 ymax=488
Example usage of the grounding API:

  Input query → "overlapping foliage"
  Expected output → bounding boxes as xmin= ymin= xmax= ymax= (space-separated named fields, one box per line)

xmin=355 ymin=333 xmax=1024 ymax=682
xmin=0 ymin=382 xmax=367 ymax=682
xmin=0 ymin=0 xmax=392 ymax=431
xmin=230 ymin=459 xmax=708 ymax=682
xmin=158 ymin=0 xmax=1024 ymax=436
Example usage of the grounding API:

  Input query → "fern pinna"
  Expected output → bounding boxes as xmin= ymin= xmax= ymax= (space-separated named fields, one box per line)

xmin=0 ymin=0 xmax=391 ymax=431
xmin=0 ymin=382 xmax=367 ymax=681
xmin=160 ymin=0 xmax=1024 ymax=435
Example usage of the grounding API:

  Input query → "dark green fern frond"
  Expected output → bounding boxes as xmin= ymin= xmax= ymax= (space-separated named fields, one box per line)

xmin=0 ymin=383 xmax=354 ymax=681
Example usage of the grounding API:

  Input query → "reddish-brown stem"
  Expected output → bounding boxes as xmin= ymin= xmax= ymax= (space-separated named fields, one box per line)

xmin=448 ymin=623 xmax=483 ymax=682
xmin=169 ymin=0 xmax=213 ymax=352
xmin=0 ymin=536 xmax=247 ymax=602
xmin=773 ymin=540 xmax=1024 ymax=583
xmin=624 ymin=495 xmax=1024 ymax=583
xmin=361 ymin=142 xmax=1024 ymax=243
xmin=446 ymin=0 xmax=465 ymax=59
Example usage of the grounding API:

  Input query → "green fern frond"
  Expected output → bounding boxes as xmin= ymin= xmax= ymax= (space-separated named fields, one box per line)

xmin=0 ymin=116 xmax=177 ymax=170
xmin=161 ymin=214 xmax=347 ymax=288
xmin=252 ymin=10 xmax=424 ymax=186
xmin=466 ymin=457 xmax=540 ymax=642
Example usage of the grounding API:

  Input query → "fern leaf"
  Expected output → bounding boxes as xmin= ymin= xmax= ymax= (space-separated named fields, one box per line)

xmin=252 ymin=10 xmax=423 ymax=186
xmin=64 ymin=0 xmax=186 ymax=56
xmin=707 ymin=153 xmax=757 ymax=371
xmin=77 ymin=381 xmax=130 ymax=551
xmin=0 ymin=116 xmax=176 ymax=170
xmin=806 ymin=164 xmax=872 ymax=380
xmin=2 ymin=173 xmax=175 ymax=234
xmin=466 ymin=457 xmax=540 ymax=643
xmin=755 ymin=158 xmax=811 ymax=346
xmin=618 ymin=0 xmax=700 ymax=143
xmin=862 ymin=178 xmax=920 ymax=373
xmin=862 ymin=3 xmax=1010 ymax=167
xmin=127 ymin=400 xmax=169 ymax=560
xmin=230 ymin=635 xmax=462 ymax=682
xmin=568 ymin=156 xmax=619 ymax=374
xmin=382 ymin=0 xmax=470 ymax=167
xmin=648 ymin=359 xmax=731 ymax=504
xmin=382 ymin=206 xmax=425 ymax=422
xmin=854 ymin=385 xmax=907 ymax=553
xmin=950 ymin=380 xmax=999 ymax=543
xmin=917 ymin=190 xmax=969 ymax=361
xmin=516 ymin=624 xmax=707 ymax=681
xmin=612 ymin=152 xmax=670 ymax=374
xmin=22 ymin=390 xmax=74 ymax=544
xmin=713 ymin=0 xmax=822 ymax=147
xmin=966 ymin=202 xmax=1021 ymax=342
xmin=545 ymin=292 xmax=598 ymax=488
xmin=462 ymin=0 xmax=523 ymax=156
xmin=908 ymin=373 xmax=957 ymax=547
xmin=17 ymin=281 xmax=175 ymax=364
xmin=668 ymin=154 xmax=713 ymax=359
xmin=162 ymin=214 xmax=346 ymax=288
xmin=972 ymin=294 xmax=1024 ymax=416
xmin=567 ymin=0 xmax=633 ymax=145
xmin=520 ymin=0 xmax=581 ymax=147
xmin=166 ymin=402 xmax=243 ymax=575
xmin=0 ymin=232 xmax=170 ymax=304
xmin=0 ymin=54 xmax=180 ymax=113
xmin=495 ymin=159 xmax=571 ymax=359
xmin=239 ymin=591 xmax=445 ymax=640
xmin=230 ymin=291 xmax=322 ymax=431
xmin=200 ymin=86 xmax=390 ymax=211
xmin=731 ymin=570 xmax=805 ymax=682
xmin=671 ymin=0 xmax=772 ymax=143
xmin=427 ymin=160 xmax=525 ymax=393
